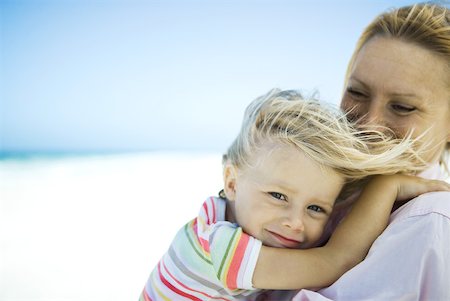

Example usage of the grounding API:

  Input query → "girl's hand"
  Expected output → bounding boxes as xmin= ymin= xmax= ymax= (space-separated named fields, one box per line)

xmin=371 ymin=174 xmax=450 ymax=203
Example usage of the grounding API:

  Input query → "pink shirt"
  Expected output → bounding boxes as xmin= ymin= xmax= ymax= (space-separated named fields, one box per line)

xmin=293 ymin=164 xmax=450 ymax=301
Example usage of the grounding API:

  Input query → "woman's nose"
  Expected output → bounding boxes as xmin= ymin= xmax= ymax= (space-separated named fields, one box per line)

xmin=358 ymin=102 xmax=388 ymax=129
xmin=366 ymin=107 xmax=385 ymax=125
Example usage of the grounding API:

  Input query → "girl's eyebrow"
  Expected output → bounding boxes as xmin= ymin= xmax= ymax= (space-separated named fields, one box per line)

xmin=269 ymin=180 xmax=335 ymax=206
xmin=268 ymin=180 xmax=297 ymax=194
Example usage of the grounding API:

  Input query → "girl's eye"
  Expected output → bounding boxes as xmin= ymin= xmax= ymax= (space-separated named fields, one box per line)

xmin=307 ymin=205 xmax=325 ymax=213
xmin=268 ymin=192 xmax=287 ymax=201
xmin=390 ymin=103 xmax=416 ymax=114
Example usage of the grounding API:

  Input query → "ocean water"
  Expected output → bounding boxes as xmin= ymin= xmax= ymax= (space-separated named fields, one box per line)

xmin=0 ymin=151 xmax=223 ymax=301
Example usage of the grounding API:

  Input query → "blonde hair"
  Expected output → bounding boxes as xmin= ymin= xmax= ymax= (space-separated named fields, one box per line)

xmin=345 ymin=2 xmax=450 ymax=169
xmin=224 ymin=89 xmax=428 ymax=183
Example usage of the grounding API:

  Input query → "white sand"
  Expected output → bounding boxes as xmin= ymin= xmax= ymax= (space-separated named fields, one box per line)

xmin=0 ymin=152 xmax=223 ymax=301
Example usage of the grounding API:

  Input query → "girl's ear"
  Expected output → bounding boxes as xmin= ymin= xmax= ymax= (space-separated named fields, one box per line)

xmin=223 ymin=163 xmax=237 ymax=201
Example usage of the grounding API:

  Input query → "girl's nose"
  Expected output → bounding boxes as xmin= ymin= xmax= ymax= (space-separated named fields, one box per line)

xmin=283 ymin=211 xmax=305 ymax=232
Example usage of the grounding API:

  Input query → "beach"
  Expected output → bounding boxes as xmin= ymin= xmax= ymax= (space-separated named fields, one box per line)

xmin=0 ymin=152 xmax=223 ymax=301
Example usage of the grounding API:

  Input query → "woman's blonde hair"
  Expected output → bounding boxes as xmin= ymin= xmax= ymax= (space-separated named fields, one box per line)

xmin=224 ymin=89 xmax=428 ymax=184
xmin=345 ymin=2 xmax=450 ymax=169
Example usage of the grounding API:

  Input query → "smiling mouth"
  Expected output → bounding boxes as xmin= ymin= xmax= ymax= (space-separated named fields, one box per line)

xmin=267 ymin=230 xmax=302 ymax=248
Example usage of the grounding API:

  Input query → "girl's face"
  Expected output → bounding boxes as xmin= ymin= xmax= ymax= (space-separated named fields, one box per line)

xmin=224 ymin=142 xmax=344 ymax=249
xmin=341 ymin=37 xmax=450 ymax=163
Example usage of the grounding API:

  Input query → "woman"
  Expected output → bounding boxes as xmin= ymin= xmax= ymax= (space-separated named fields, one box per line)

xmin=293 ymin=3 xmax=450 ymax=300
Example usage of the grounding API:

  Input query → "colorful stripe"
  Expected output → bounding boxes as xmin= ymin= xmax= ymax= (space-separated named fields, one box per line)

xmin=162 ymin=260 xmax=232 ymax=301
xmin=226 ymin=233 xmax=250 ymax=289
xmin=151 ymin=268 xmax=172 ymax=301
xmin=210 ymin=196 xmax=216 ymax=223
xmin=139 ymin=289 xmax=152 ymax=301
xmin=217 ymin=228 xmax=239 ymax=280
xmin=158 ymin=261 xmax=203 ymax=301
xmin=203 ymin=202 xmax=211 ymax=225
xmin=141 ymin=197 xmax=262 ymax=300
xmin=184 ymin=221 xmax=212 ymax=264
xmin=167 ymin=246 xmax=228 ymax=294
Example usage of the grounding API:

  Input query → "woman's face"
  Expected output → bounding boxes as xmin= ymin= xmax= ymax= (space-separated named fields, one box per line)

xmin=341 ymin=37 xmax=450 ymax=163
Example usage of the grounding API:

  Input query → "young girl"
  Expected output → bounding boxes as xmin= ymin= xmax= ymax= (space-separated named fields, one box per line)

xmin=140 ymin=89 xmax=449 ymax=301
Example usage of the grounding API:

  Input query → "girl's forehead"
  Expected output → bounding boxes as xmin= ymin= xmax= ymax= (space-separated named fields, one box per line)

xmin=239 ymin=143 xmax=345 ymax=203
xmin=247 ymin=141 xmax=303 ymax=168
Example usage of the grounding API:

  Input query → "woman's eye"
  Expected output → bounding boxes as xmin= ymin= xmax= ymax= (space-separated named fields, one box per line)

xmin=390 ymin=103 xmax=416 ymax=114
xmin=346 ymin=87 xmax=367 ymax=100
xmin=307 ymin=205 xmax=324 ymax=213
xmin=268 ymin=192 xmax=287 ymax=201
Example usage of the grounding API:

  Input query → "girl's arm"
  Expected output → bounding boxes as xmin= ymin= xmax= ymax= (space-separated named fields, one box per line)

xmin=252 ymin=175 xmax=450 ymax=290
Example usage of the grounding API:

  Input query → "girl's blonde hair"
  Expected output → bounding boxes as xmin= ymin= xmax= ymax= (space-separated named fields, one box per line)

xmin=345 ymin=2 xmax=450 ymax=169
xmin=224 ymin=89 xmax=428 ymax=183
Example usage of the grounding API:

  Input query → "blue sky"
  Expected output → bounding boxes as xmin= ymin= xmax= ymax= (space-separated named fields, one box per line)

xmin=0 ymin=0 xmax=417 ymax=153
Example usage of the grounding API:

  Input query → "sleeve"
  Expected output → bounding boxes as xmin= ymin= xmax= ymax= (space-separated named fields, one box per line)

xmin=208 ymin=221 xmax=262 ymax=291
xmin=292 ymin=212 xmax=450 ymax=301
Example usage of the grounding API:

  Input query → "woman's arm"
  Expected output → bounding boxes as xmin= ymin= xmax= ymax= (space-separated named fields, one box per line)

xmin=252 ymin=175 xmax=450 ymax=290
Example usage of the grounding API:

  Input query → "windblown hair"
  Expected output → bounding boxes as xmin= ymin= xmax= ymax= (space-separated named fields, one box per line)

xmin=345 ymin=2 xmax=450 ymax=168
xmin=224 ymin=89 xmax=428 ymax=183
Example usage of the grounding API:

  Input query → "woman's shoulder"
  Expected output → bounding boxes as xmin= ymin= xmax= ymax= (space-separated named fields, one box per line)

xmin=390 ymin=190 xmax=450 ymax=222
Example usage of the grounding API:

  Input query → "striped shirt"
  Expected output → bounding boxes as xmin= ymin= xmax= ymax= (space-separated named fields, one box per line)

xmin=140 ymin=196 xmax=263 ymax=301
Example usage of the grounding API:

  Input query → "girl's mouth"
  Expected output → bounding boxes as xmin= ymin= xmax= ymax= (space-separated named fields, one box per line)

xmin=267 ymin=230 xmax=302 ymax=248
